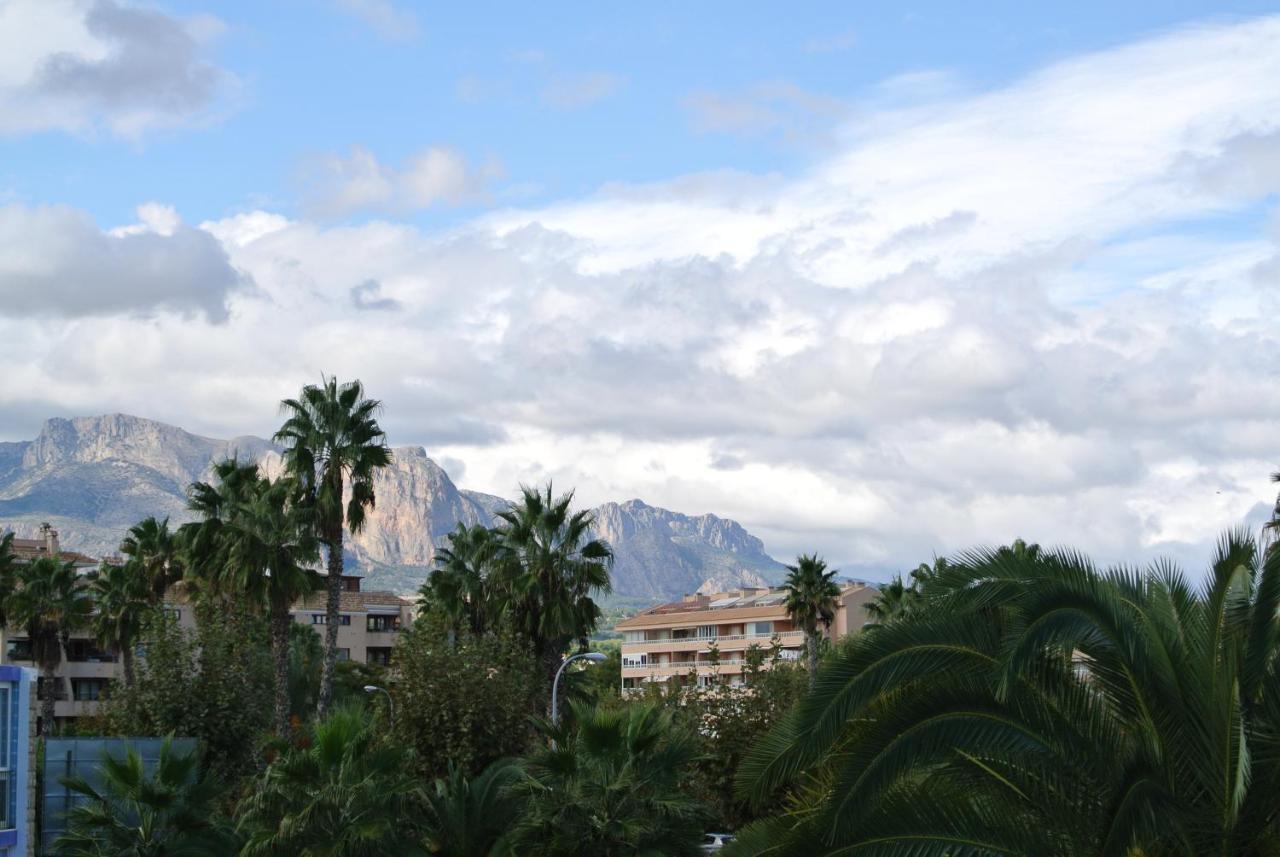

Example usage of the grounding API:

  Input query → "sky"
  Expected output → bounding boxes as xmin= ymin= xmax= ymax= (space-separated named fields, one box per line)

xmin=2 ymin=0 xmax=1280 ymax=580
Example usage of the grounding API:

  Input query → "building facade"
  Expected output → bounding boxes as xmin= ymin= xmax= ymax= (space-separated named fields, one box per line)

xmin=0 ymin=666 xmax=35 ymax=857
xmin=0 ymin=525 xmax=415 ymax=725
xmin=615 ymin=583 xmax=877 ymax=693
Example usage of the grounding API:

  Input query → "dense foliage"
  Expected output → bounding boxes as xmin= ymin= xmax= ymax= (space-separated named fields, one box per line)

xmin=420 ymin=759 xmax=523 ymax=857
xmin=652 ymin=649 xmax=808 ymax=830
xmin=103 ymin=609 xmax=274 ymax=786
xmin=507 ymin=702 xmax=710 ymax=856
xmin=185 ymin=460 xmax=320 ymax=736
xmin=238 ymin=706 xmax=424 ymax=856
xmin=390 ymin=621 xmax=545 ymax=778
xmin=729 ymin=531 xmax=1280 ymax=856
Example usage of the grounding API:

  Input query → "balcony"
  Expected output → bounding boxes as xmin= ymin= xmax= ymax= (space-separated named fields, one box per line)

xmin=621 ymin=630 xmax=805 ymax=654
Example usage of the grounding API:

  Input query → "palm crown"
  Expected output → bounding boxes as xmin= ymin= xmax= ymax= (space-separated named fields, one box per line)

xmin=494 ymin=484 xmax=614 ymax=683
xmin=8 ymin=555 xmax=92 ymax=735
xmin=87 ymin=559 xmax=152 ymax=695
xmin=119 ymin=516 xmax=184 ymax=603
xmin=783 ymin=553 xmax=841 ymax=689
xmin=274 ymin=376 xmax=392 ymax=540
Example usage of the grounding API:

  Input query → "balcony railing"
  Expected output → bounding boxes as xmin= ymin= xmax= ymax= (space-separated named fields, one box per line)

xmin=628 ymin=630 xmax=805 ymax=645
xmin=623 ymin=658 xmax=748 ymax=670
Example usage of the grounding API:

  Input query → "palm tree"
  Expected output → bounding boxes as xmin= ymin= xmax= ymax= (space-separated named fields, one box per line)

xmin=419 ymin=523 xmax=503 ymax=636
xmin=731 ymin=530 xmax=1280 ymax=856
xmin=186 ymin=460 xmax=320 ymax=736
xmin=863 ymin=573 xmax=913 ymax=626
xmin=53 ymin=737 xmax=235 ymax=856
xmin=0 ymin=532 xmax=16 ymax=625
xmin=494 ymin=484 xmax=613 ymax=692
xmin=782 ymin=554 xmax=840 ymax=689
xmin=86 ymin=559 xmax=152 ymax=695
xmin=509 ymin=702 xmax=709 ymax=856
xmin=864 ymin=558 xmax=950 ymax=627
xmin=7 ymin=556 xmax=92 ymax=736
xmin=275 ymin=377 xmax=392 ymax=716
xmin=238 ymin=707 xmax=424 ymax=856
xmin=421 ymin=759 xmax=522 ymax=857
xmin=119 ymin=516 xmax=184 ymax=604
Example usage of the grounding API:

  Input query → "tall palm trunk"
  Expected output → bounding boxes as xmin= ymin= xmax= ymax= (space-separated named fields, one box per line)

xmin=271 ymin=602 xmax=293 ymax=737
xmin=542 ymin=645 xmax=563 ymax=717
xmin=805 ymin=627 xmax=819 ymax=690
xmin=317 ymin=533 xmax=343 ymax=717
xmin=120 ymin=641 xmax=135 ymax=694
xmin=39 ymin=653 xmax=57 ymax=737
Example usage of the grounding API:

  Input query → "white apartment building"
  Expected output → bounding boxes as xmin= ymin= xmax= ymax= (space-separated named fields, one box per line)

xmin=616 ymin=583 xmax=876 ymax=692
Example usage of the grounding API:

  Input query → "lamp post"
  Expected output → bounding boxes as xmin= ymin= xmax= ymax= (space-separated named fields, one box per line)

xmin=363 ymin=684 xmax=394 ymax=727
xmin=550 ymin=651 xmax=607 ymax=728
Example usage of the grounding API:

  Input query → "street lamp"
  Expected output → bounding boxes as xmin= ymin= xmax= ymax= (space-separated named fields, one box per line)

xmin=550 ymin=652 xmax=607 ymax=728
xmin=363 ymin=684 xmax=394 ymax=727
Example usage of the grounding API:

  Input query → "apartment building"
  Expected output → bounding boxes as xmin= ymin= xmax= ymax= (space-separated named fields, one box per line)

xmin=0 ymin=525 xmax=415 ymax=724
xmin=616 ymin=583 xmax=877 ymax=693
xmin=291 ymin=583 xmax=416 ymax=667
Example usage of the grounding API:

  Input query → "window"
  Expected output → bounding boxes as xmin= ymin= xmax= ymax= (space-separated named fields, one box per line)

xmin=65 ymin=640 xmax=115 ymax=663
xmin=366 ymin=614 xmax=399 ymax=633
xmin=697 ymin=625 xmax=715 ymax=639
xmin=311 ymin=614 xmax=351 ymax=626
xmin=622 ymin=654 xmax=649 ymax=668
xmin=336 ymin=648 xmax=351 ymax=662
xmin=71 ymin=678 xmax=109 ymax=702
xmin=623 ymin=631 xmax=644 ymax=643
xmin=5 ymin=639 xmax=31 ymax=662
xmin=366 ymin=647 xmax=392 ymax=666
xmin=750 ymin=621 xmax=773 ymax=636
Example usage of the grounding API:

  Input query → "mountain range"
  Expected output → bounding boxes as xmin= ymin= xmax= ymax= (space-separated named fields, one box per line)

xmin=0 ymin=414 xmax=784 ymax=600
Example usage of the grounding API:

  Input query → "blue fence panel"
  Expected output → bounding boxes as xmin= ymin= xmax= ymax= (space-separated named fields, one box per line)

xmin=41 ymin=737 xmax=198 ymax=854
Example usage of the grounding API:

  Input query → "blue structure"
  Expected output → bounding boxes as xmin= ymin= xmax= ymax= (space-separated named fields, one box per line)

xmin=0 ymin=665 xmax=33 ymax=857
xmin=41 ymin=737 xmax=198 ymax=854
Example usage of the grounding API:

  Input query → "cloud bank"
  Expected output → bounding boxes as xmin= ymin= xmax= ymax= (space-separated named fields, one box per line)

xmin=4 ymin=15 xmax=1280 ymax=578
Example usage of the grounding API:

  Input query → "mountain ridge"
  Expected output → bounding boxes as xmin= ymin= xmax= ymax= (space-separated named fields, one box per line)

xmin=0 ymin=414 xmax=785 ymax=599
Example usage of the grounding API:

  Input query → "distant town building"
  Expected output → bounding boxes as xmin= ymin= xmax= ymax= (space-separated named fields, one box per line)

xmin=615 ymin=583 xmax=876 ymax=693
xmin=0 ymin=525 xmax=415 ymax=727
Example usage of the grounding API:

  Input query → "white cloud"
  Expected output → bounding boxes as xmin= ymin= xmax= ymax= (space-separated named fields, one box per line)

xmin=331 ymin=0 xmax=420 ymax=41
xmin=298 ymin=145 xmax=504 ymax=217
xmin=5 ymin=15 xmax=1280 ymax=578
xmin=540 ymin=72 xmax=624 ymax=110
xmin=0 ymin=0 xmax=233 ymax=138
xmin=683 ymin=81 xmax=848 ymax=142
xmin=0 ymin=202 xmax=246 ymax=320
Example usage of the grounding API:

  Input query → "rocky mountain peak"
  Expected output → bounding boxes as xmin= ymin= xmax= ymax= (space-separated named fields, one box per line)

xmin=1 ymin=414 xmax=785 ymax=599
